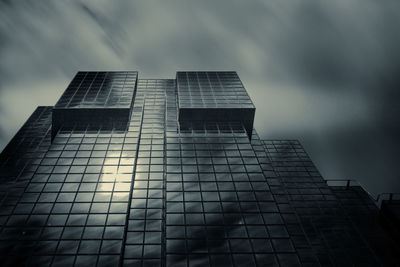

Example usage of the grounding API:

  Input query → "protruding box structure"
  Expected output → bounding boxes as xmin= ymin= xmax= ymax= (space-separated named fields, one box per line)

xmin=52 ymin=71 xmax=138 ymax=139
xmin=177 ymin=71 xmax=255 ymax=138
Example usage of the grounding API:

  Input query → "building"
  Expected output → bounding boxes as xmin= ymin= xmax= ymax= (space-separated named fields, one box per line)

xmin=0 ymin=71 xmax=399 ymax=266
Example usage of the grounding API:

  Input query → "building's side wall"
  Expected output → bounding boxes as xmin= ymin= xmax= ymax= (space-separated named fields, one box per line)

xmin=331 ymin=185 xmax=400 ymax=266
xmin=122 ymin=79 xmax=173 ymax=265
xmin=163 ymin=109 xmax=301 ymax=265
xmin=0 ymin=106 xmax=52 ymax=183
xmin=0 ymin=110 xmax=139 ymax=265
xmin=263 ymin=140 xmax=400 ymax=265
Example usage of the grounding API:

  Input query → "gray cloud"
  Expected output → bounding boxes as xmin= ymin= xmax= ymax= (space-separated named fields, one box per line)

xmin=1 ymin=0 xmax=400 ymax=195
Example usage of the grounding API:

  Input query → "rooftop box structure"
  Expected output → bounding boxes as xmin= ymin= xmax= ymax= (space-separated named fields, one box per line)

xmin=177 ymin=71 xmax=255 ymax=138
xmin=52 ymin=71 xmax=137 ymax=139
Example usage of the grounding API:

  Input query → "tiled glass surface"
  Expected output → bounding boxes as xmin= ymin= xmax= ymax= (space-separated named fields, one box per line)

xmin=0 ymin=115 xmax=139 ymax=266
xmin=122 ymin=79 xmax=173 ymax=266
xmin=52 ymin=71 xmax=138 ymax=140
xmin=331 ymin=186 xmax=400 ymax=265
xmin=263 ymin=140 xmax=400 ymax=265
xmin=0 ymin=107 xmax=52 ymax=183
xmin=165 ymin=76 xmax=299 ymax=266
xmin=177 ymin=72 xmax=255 ymax=139
xmin=0 ymin=71 xmax=399 ymax=266
xmin=55 ymin=72 xmax=138 ymax=109
xmin=177 ymin=72 xmax=254 ymax=109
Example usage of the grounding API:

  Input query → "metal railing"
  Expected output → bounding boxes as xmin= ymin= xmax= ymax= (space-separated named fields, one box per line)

xmin=325 ymin=179 xmax=362 ymax=190
xmin=376 ymin=193 xmax=400 ymax=207
xmin=324 ymin=179 xmax=400 ymax=208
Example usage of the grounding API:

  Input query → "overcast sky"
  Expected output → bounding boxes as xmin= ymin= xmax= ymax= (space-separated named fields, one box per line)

xmin=1 ymin=0 xmax=399 ymax=196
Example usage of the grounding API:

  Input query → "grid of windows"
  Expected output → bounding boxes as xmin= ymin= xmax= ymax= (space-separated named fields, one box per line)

xmin=262 ymin=140 xmax=400 ymax=265
xmin=179 ymin=121 xmax=248 ymax=135
xmin=0 ymin=107 xmax=52 ymax=183
xmin=55 ymin=72 xmax=138 ymax=109
xmin=331 ymin=186 xmax=400 ymax=266
xmin=177 ymin=72 xmax=254 ymax=108
xmin=122 ymin=79 xmax=173 ymax=265
xmin=165 ymin=82 xmax=299 ymax=265
xmin=0 ymin=119 xmax=138 ymax=266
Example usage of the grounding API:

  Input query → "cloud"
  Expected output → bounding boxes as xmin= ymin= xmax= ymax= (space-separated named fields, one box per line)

xmin=0 ymin=0 xmax=400 ymax=194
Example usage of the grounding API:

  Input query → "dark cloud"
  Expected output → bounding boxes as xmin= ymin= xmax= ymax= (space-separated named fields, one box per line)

xmin=0 ymin=0 xmax=400 ymax=195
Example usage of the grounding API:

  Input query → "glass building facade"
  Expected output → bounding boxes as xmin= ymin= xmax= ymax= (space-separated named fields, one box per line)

xmin=0 ymin=71 xmax=399 ymax=266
